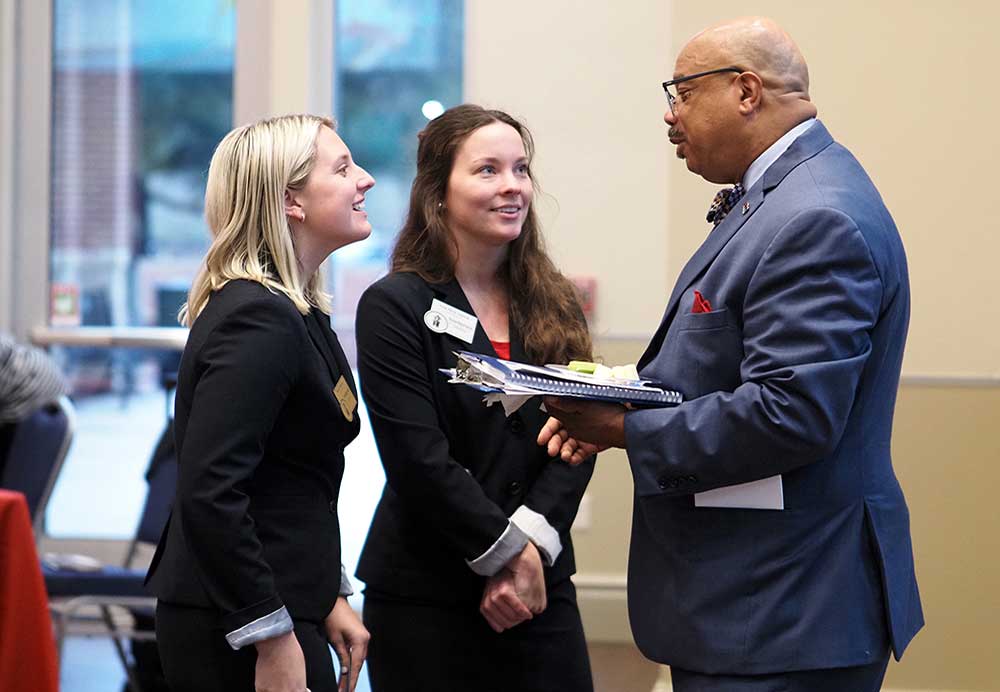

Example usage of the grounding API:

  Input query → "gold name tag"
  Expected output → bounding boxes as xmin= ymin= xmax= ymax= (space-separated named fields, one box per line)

xmin=333 ymin=376 xmax=357 ymax=423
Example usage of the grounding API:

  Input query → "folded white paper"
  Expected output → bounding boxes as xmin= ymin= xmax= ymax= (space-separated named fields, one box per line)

xmin=694 ymin=474 xmax=784 ymax=510
xmin=484 ymin=392 xmax=534 ymax=416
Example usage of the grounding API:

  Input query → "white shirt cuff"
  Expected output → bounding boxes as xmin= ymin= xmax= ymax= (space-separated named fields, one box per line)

xmin=465 ymin=521 xmax=529 ymax=576
xmin=510 ymin=505 xmax=562 ymax=566
xmin=339 ymin=563 xmax=354 ymax=596
xmin=225 ymin=606 xmax=293 ymax=650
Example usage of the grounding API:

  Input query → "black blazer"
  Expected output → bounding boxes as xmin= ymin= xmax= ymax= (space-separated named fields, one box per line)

xmin=146 ymin=279 xmax=360 ymax=635
xmin=354 ymin=272 xmax=595 ymax=604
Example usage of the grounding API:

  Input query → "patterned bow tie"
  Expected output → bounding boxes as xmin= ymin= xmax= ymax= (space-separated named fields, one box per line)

xmin=706 ymin=184 xmax=745 ymax=227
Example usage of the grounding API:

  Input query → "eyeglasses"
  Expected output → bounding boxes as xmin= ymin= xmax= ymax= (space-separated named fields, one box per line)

xmin=662 ymin=67 xmax=743 ymax=116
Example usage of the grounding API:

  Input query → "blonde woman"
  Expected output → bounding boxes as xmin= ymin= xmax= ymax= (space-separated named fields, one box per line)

xmin=146 ymin=114 xmax=374 ymax=692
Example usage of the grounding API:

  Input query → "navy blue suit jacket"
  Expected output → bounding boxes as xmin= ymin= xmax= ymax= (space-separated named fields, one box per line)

xmin=623 ymin=122 xmax=923 ymax=674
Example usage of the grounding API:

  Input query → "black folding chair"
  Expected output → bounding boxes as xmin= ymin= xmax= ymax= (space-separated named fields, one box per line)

xmin=43 ymin=419 xmax=176 ymax=692
xmin=0 ymin=396 xmax=75 ymax=537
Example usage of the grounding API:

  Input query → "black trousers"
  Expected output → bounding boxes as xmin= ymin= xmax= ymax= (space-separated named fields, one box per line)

xmin=670 ymin=651 xmax=891 ymax=692
xmin=155 ymin=601 xmax=339 ymax=692
xmin=363 ymin=578 xmax=593 ymax=692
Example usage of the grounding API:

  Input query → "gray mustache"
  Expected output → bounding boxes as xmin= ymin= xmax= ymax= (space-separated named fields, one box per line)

xmin=668 ymin=127 xmax=681 ymax=139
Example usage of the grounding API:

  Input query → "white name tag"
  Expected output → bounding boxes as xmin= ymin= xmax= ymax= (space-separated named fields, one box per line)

xmin=423 ymin=298 xmax=478 ymax=344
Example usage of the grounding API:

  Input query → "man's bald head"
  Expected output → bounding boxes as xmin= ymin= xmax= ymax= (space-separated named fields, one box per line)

xmin=682 ymin=17 xmax=810 ymax=99
xmin=665 ymin=17 xmax=817 ymax=184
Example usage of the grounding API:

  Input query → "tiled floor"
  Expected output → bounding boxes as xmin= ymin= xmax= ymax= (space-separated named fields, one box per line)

xmin=60 ymin=635 xmax=663 ymax=691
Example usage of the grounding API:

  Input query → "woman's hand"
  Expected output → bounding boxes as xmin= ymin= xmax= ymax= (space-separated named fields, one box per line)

xmin=254 ymin=631 xmax=306 ymax=692
xmin=480 ymin=541 xmax=547 ymax=632
xmin=324 ymin=596 xmax=370 ymax=692
xmin=480 ymin=569 xmax=534 ymax=633
xmin=508 ymin=541 xmax=547 ymax=615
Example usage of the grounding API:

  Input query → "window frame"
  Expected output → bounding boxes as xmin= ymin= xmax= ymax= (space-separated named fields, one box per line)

xmin=2 ymin=0 xmax=337 ymax=341
xmin=2 ymin=0 xmax=337 ymax=555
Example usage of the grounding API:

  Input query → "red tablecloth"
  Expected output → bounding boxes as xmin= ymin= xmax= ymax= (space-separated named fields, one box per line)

xmin=0 ymin=489 xmax=59 ymax=692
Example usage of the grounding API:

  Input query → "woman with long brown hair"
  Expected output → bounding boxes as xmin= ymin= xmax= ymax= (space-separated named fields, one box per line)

xmin=354 ymin=104 xmax=595 ymax=691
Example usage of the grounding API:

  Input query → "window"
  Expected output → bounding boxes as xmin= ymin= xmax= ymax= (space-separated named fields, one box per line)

xmin=46 ymin=0 xmax=234 ymax=537
xmin=330 ymin=0 xmax=464 ymax=595
xmin=41 ymin=0 xmax=466 ymax=545
xmin=328 ymin=0 xmax=463 ymax=362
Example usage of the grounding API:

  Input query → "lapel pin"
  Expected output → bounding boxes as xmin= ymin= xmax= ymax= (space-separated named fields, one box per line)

xmin=741 ymin=201 xmax=751 ymax=214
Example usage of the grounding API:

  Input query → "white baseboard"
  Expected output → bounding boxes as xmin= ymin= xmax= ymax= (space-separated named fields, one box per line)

xmin=574 ymin=573 xmax=631 ymax=643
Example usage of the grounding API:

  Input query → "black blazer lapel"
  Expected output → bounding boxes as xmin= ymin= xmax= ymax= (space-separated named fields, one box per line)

xmin=508 ymin=321 xmax=528 ymax=364
xmin=304 ymin=310 xmax=343 ymax=382
xmin=430 ymin=279 xmax=498 ymax=358
xmin=305 ymin=310 xmax=361 ymax=434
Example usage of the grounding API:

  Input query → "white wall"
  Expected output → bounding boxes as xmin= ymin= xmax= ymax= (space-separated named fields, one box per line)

xmin=668 ymin=1 xmax=1000 ymax=378
xmin=465 ymin=1 xmax=673 ymax=339
xmin=3 ymin=1 xmax=52 ymax=340
xmin=0 ymin=0 xmax=15 ymax=333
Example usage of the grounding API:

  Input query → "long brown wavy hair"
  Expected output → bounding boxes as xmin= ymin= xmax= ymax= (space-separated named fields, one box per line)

xmin=391 ymin=104 xmax=592 ymax=365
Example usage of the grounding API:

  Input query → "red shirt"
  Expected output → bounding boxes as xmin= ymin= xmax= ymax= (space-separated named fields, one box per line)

xmin=490 ymin=340 xmax=510 ymax=360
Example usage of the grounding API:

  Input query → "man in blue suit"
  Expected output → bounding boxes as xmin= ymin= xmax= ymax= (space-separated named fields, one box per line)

xmin=541 ymin=16 xmax=923 ymax=691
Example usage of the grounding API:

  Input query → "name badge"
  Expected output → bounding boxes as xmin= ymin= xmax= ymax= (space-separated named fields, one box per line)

xmin=423 ymin=298 xmax=478 ymax=344
xmin=333 ymin=376 xmax=357 ymax=423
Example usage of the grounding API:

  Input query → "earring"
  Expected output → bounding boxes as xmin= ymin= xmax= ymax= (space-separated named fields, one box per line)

xmin=299 ymin=211 xmax=306 ymax=222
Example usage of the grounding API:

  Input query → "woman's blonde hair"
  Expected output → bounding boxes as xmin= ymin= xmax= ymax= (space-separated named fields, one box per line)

xmin=180 ymin=113 xmax=336 ymax=326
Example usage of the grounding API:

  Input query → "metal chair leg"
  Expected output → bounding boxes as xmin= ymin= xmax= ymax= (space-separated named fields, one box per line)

xmin=100 ymin=605 xmax=145 ymax=692
xmin=53 ymin=610 xmax=68 ymax=674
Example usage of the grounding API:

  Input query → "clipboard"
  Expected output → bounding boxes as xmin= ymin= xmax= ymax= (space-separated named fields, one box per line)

xmin=441 ymin=351 xmax=683 ymax=407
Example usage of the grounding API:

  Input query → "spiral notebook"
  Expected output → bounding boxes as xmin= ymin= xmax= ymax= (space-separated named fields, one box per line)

xmin=441 ymin=351 xmax=683 ymax=407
